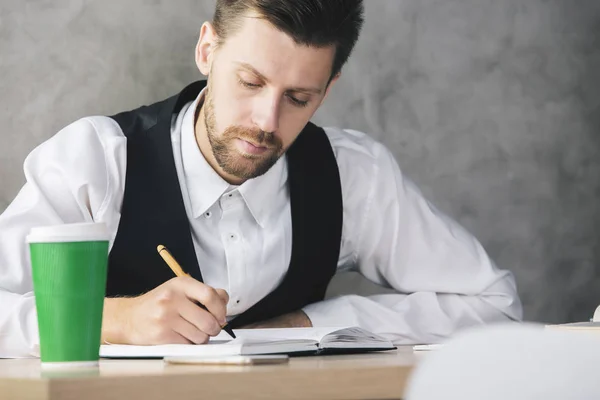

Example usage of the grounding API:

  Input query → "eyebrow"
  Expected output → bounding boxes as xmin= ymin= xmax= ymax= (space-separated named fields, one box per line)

xmin=235 ymin=62 xmax=323 ymax=95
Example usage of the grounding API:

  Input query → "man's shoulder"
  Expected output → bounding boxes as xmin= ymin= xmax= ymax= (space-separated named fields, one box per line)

xmin=33 ymin=115 xmax=123 ymax=147
xmin=76 ymin=115 xmax=129 ymax=137
xmin=321 ymin=126 xmax=393 ymax=167
xmin=26 ymin=116 xmax=127 ymax=169
xmin=53 ymin=116 xmax=128 ymax=151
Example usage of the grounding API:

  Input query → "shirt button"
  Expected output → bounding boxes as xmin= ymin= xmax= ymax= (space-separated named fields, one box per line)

xmin=228 ymin=233 xmax=238 ymax=242
xmin=236 ymin=300 xmax=240 ymax=304
xmin=204 ymin=211 xmax=212 ymax=219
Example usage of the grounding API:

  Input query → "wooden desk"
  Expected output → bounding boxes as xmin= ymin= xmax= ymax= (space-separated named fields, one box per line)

xmin=0 ymin=348 xmax=421 ymax=400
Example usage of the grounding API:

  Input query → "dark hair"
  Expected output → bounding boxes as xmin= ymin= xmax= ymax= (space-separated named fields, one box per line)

xmin=213 ymin=0 xmax=364 ymax=79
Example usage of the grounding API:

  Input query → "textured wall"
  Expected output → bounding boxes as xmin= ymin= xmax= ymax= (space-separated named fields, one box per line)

xmin=1 ymin=0 xmax=600 ymax=323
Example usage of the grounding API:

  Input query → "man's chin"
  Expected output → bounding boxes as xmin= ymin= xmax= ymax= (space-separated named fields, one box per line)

xmin=221 ymin=158 xmax=275 ymax=180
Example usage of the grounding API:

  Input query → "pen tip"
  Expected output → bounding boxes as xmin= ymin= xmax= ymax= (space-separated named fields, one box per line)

xmin=224 ymin=325 xmax=236 ymax=339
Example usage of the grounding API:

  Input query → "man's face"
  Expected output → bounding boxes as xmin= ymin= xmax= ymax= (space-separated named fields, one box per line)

xmin=196 ymin=14 xmax=337 ymax=182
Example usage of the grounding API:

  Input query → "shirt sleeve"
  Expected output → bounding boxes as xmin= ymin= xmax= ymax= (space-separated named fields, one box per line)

xmin=303 ymin=128 xmax=523 ymax=344
xmin=0 ymin=117 xmax=127 ymax=357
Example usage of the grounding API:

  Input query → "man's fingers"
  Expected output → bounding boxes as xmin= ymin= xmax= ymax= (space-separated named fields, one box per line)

xmin=179 ymin=277 xmax=227 ymax=325
xmin=157 ymin=329 xmax=194 ymax=345
xmin=215 ymin=288 xmax=229 ymax=304
xmin=179 ymin=298 xmax=222 ymax=336
xmin=172 ymin=318 xmax=210 ymax=345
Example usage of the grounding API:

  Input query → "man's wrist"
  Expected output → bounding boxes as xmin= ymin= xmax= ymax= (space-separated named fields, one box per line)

xmin=239 ymin=309 xmax=312 ymax=329
xmin=102 ymin=297 xmax=129 ymax=344
xmin=280 ymin=310 xmax=312 ymax=327
xmin=296 ymin=310 xmax=312 ymax=327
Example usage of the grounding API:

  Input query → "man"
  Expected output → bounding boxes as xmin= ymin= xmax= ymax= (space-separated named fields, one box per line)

xmin=0 ymin=0 xmax=522 ymax=357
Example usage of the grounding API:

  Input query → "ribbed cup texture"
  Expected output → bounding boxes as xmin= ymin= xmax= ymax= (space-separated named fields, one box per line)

xmin=29 ymin=241 xmax=109 ymax=363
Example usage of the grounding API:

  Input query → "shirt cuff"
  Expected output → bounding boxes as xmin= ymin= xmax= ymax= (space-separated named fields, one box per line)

xmin=302 ymin=296 xmax=361 ymax=328
xmin=22 ymin=293 xmax=40 ymax=357
xmin=0 ymin=292 xmax=40 ymax=358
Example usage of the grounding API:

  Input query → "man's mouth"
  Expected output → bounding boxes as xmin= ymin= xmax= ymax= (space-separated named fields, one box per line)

xmin=235 ymin=138 xmax=271 ymax=155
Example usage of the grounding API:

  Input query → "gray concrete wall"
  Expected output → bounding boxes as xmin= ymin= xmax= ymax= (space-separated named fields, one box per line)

xmin=1 ymin=0 xmax=600 ymax=323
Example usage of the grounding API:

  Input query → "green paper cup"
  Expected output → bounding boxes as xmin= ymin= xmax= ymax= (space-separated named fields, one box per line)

xmin=27 ymin=222 xmax=109 ymax=369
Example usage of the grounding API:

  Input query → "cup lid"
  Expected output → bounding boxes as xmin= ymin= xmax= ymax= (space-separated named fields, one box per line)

xmin=27 ymin=222 xmax=110 ymax=243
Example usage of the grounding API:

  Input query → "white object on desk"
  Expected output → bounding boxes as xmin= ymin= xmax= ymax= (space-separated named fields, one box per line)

xmin=412 ymin=344 xmax=443 ymax=351
xmin=593 ymin=305 xmax=600 ymax=322
xmin=405 ymin=323 xmax=600 ymax=400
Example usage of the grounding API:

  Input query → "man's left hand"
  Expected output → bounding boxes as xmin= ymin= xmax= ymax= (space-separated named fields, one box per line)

xmin=240 ymin=310 xmax=312 ymax=329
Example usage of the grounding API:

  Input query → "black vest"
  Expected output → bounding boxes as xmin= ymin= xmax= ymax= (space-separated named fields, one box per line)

xmin=105 ymin=81 xmax=342 ymax=327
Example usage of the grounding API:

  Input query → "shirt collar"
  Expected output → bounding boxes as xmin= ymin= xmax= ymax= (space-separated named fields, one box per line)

xmin=180 ymin=89 xmax=288 ymax=227
xmin=238 ymin=155 xmax=288 ymax=228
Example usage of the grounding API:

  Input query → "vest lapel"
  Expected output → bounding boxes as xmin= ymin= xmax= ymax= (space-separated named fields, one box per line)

xmin=107 ymin=82 xmax=207 ymax=295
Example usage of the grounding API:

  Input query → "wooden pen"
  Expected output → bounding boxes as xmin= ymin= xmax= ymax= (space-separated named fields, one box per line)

xmin=156 ymin=244 xmax=236 ymax=339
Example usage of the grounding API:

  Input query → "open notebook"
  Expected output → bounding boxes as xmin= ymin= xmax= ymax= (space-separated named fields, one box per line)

xmin=545 ymin=305 xmax=600 ymax=333
xmin=545 ymin=321 xmax=600 ymax=332
xmin=100 ymin=327 xmax=396 ymax=358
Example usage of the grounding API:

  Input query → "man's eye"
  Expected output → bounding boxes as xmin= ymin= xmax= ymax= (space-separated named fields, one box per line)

xmin=238 ymin=78 xmax=260 ymax=89
xmin=287 ymin=95 xmax=309 ymax=108
xmin=237 ymin=78 xmax=309 ymax=108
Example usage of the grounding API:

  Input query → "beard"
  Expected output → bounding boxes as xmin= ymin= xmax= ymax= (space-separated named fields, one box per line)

xmin=203 ymin=86 xmax=283 ymax=181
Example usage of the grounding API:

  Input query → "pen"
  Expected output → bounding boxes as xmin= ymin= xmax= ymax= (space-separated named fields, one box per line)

xmin=156 ymin=244 xmax=236 ymax=339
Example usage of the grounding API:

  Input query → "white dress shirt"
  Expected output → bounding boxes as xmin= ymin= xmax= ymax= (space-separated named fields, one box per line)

xmin=0 ymin=90 xmax=522 ymax=357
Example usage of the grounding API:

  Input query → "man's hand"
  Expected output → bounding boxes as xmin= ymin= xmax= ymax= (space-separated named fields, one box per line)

xmin=102 ymin=277 xmax=229 ymax=345
xmin=240 ymin=310 xmax=312 ymax=329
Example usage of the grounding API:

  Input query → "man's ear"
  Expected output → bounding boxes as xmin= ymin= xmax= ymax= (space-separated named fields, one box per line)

xmin=195 ymin=22 xmax=218 ymax=76
xmin=320 ymin=73 xmax=341 ymax=106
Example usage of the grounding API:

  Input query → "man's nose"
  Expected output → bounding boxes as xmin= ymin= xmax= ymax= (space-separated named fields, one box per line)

xmin=252 ymin=92 xmax=281 ymax=134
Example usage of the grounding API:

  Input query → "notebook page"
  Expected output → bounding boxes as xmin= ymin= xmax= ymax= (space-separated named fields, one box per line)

xmin=319 ymin=327 xmax=394 ymax=349
xmin=100 ymin=327 xmax=357 ymax=358
xmin=210 ymin=327 xmax=345 ymax=342
xmin=100 ymin=341 xmax=243 ymax=358
xmin=100 ymin=337 xmax=319 ymax=358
